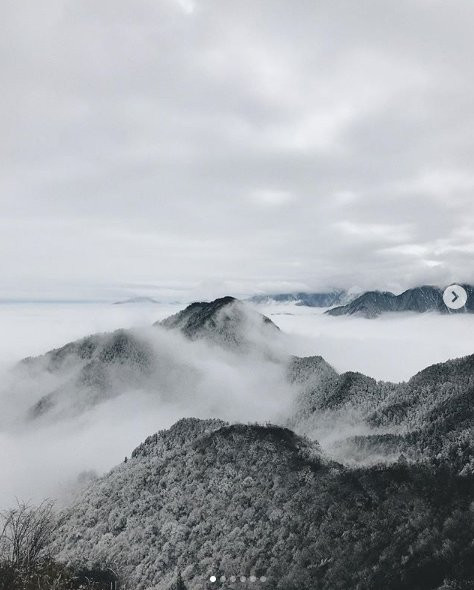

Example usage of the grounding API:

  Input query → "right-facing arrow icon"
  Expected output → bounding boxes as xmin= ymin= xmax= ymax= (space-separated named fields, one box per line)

xmin=443 ymin=285 xmax=468 ymax=310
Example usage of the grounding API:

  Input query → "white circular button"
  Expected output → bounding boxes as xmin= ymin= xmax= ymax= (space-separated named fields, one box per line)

xmin=443 ymin=285 xmax=468 ymax=310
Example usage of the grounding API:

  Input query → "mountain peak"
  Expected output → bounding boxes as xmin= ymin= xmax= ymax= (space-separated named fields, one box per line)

xmin=113 ymin=296 xmax=159 ymax=305
xmin=157 ymin=296 xmax=279 ymax=350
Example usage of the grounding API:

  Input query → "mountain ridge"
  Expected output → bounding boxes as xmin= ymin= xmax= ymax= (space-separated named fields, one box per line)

xmin=326 ymin=285 xmax=474 ymax=318
xmin=248 ymin=291 xmax=349 ymax=307
xmin=19 ymin=297 xmax=281 ymax=421
xmin=52 ymin=418 xmax=474 ymax=590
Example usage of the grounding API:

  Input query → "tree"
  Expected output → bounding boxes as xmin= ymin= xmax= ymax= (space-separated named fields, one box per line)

xmin=174 ymin=570 xmax=187 ymax=590
xmin=0 ymin=500 xmax=57 ymax=570
xmin=0 ymin=500 xmax=124 ymax=589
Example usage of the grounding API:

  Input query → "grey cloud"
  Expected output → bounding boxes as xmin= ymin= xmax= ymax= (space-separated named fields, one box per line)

xmin=2 ymin=0 xmax=474 ymax=300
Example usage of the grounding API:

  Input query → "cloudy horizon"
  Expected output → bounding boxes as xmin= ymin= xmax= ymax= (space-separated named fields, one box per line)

xmin=3 ymin=0 xmax=474 ymax=301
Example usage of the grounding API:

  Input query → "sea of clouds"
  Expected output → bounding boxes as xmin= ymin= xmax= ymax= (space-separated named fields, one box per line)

xmin=0 ymin=300 xmax=473 ymax=507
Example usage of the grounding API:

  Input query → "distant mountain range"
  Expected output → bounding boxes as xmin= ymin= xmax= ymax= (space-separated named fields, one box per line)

xmin=249 ymin=285 xmax=474 ymax=318
xmin=7 ymin=296 xmax=474 ymax=588
xmin=249 ymin=290 xmax=349 ymax=307
xmin=113 ymin=296 xmax=160 ymax=305
xmin=326 ymin=285 xmax=474 ymax=318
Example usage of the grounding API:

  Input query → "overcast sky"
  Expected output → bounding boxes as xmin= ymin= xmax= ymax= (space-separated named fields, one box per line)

xmin=2 ymin=0 xmax=474 ymax=301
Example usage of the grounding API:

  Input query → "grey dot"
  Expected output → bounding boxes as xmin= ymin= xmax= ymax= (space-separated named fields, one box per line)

xmin=230 ymin=576 xmax=237 ymax=582
xmin=260 ymin=576 xmax=267 ymax=583
xmin=250 ymin=575 xmax=257 ymax=582
xmin=220 ymin=575 xmax=226 ymax=582
xmin=240 ymin=576 xmax=247 ymax=582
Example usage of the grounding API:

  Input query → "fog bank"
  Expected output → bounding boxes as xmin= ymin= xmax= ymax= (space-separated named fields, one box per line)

xmin=261 ymin=304 xmax=474 ymax=381
xmin=1 ymin=301 xmax=473 ymax=507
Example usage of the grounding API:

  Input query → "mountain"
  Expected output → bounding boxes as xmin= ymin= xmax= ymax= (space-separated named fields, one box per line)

xmin=24 ymin=328 xmax=161 ymax=419
xmin=249 ymin=291 xmax=349 ymax=307
xmin=52 ymin=418 xmax=474 ymax=590
xmin=326 ymin=285 xmax=474 ymax=318
xmin=289 ymin=352 xmax=474 ymax=473
xmin=19 ymin=297 xmax=281 ymax=420
xmin=114 ymin=296 xmax=160 ymax=305
xmin=158 ymin=296 xmax=279 ymax=351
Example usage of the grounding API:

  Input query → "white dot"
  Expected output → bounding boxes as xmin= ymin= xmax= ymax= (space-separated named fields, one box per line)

xmin=250 ymin=576 xmax=257 ymax=582
xmin=230 ymin=576 xmax=236 ymax=582
xmin=210 ymin=575 xmax=217 ymax=583
xmin=240 ymin=576 xmax=247 ymax=582
xmin=260 ymin=576 xmax=267 ymax=583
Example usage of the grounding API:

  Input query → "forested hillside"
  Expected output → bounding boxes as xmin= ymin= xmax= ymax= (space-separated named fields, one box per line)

xmin=289 ymin=354 xmax=474 ymax=472
xmin=53 ymin=419 xmax=474 ymax=590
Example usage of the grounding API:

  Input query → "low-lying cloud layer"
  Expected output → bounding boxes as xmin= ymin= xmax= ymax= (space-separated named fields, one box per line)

xmin=265 ymin=304 xmax=474 ymax=381
xmin=1 ymin=301 xmax=473 ymax=507
xmin=0 ymin=303 xmax=292 ymax=506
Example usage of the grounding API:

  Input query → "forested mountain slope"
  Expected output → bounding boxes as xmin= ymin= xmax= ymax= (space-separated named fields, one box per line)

xmin=53 ymin=419 xmax=474 ymax=590
xmin=289 ymin=354 xmax=474 ymax=472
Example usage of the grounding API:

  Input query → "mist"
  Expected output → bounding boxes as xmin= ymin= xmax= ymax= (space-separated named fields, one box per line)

xmin=0 ymin=302 xmax=291 ymax=506
xmin=261 ymin=303 xmax=474 ymax=381
xmin=1 ymin=301 xmax=473 ymax=507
